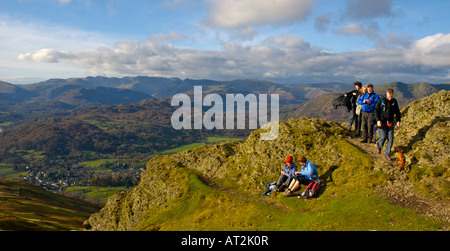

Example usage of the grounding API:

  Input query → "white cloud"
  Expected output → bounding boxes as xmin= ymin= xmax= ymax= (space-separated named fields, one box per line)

xmin=405 ymin=33 xmax=450 ymax=67
xmin=18 ymin=48 xmax=60 ymax=63
xmin=205 ymin=0 xmax=317 ymax=28
xmin=17 ymin=33 xmax=450 ymax=84
xmin=0 ymin=14 xmax=115 ymax=83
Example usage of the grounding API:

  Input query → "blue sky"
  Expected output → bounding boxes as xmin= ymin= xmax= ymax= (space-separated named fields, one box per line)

xmin=1 ymin=0 xmax=449 ymax=85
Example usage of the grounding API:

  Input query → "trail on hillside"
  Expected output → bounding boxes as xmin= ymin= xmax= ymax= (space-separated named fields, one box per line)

xmin=346 ymin=136 xmax=450 ymax=223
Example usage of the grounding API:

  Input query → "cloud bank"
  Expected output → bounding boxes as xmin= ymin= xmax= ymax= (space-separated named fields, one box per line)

xmin=18 ymin=33 xmax=450 ymax=84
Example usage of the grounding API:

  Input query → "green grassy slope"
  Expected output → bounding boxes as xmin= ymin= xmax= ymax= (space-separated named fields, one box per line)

xmin=86 ymin=115 xmax=449 ymax=231
xmin=0 ymin=179 xmax=100 ymax=231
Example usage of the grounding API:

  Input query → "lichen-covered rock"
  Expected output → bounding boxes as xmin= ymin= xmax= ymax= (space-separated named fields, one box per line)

xmin=395 ymin=90 xmax=449 ymax=198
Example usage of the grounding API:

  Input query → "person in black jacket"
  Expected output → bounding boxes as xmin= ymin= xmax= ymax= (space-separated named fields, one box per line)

xmin=345 ymin=82 xmax=362 ymax=133
xmin=374 ymin=88 xmax=401 ymax=161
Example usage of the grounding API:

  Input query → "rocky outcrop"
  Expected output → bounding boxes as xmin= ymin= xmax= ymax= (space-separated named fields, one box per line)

xmin=85 ymin=117 xmax=377 ymax=230
xmin=395 ymin=90 xmax=449 ymax=198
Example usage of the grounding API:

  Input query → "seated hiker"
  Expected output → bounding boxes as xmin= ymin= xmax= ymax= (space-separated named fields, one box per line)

xmin=283 ymin=156 xmax=319 ymax=196
xmin=276 ymin=156 xmax=298 ymax=192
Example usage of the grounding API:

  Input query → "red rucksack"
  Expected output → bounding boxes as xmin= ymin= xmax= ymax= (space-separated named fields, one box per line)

xmin=299 ymin=179 xmax=323 ymax=199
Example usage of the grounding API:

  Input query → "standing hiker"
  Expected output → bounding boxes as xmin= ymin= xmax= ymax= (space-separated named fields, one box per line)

xmin=345 ymin=82 xmax=362 ymax=133
xmin=355 ymin=85 xmax=368 ymax=136
xmin=375 ymin=89 xmax=401 ymax=161
xmin=358 ymin=84 xmax=379 ymax=143
xmin=276 ymin=156 xmax=298 ymax=192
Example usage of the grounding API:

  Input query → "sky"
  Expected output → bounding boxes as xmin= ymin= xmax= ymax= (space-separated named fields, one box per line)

xmin=1 ymin=0 xmax=449 ymax=85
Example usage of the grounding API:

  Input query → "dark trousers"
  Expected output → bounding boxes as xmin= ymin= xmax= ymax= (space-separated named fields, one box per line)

xmin=276 ymin=174 xmax=293 ymax=188
xmin=348 ymin=106 xmax=358 ymax=131
xmin=294 ymin=175 xmax=314 ymax=186
xmin=361 ymin=112 xmax=374 ymax=140
xmin=357 ymin=113 xmax=362 ymax=134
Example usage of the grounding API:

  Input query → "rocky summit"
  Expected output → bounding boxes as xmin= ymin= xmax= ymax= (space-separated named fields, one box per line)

xmin=84 ymin=91 xmax=450 ymax=231
xmin=395 ymin=90 xmax=449 ymax=198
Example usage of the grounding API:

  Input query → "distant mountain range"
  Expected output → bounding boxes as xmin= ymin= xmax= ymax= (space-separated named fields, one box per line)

xmin=1 ymin=76 xmax=356 ymax=108
xmin=2 ymin=76 xmax=448 ymax=123
xmin=0 ymin=77 xmax=448 ymax=136
xmin=0 ymin=77 xmax=356 ymax=129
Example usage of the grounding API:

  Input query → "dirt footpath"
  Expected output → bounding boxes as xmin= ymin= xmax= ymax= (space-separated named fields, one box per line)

xmin=347 ymin=137 xmax=450 ymax=224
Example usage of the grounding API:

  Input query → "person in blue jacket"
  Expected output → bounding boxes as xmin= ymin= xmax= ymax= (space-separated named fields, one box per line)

xmin=284 ymin=156 xmax=319 ymax=196
xmin=357 ymin=84 xmax=379 ymax=143
xmin=276 ymin=156 xmax=298 ymax=192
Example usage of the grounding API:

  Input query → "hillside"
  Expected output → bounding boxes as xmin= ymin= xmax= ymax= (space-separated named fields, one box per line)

xmin=0 ymin=98 xmax=209 ymax=160
xmin=0 ymin=81 xmax=37 ymax=105
xmin=394 ymin=90 xmax=450 ymax=199
xmin=0 ymin=179 xmax=100 ymax=231
xmin=50 ymin=87 xmax=152 ymax=107
xmin=85 ymin=91 xmax=450 ymax=231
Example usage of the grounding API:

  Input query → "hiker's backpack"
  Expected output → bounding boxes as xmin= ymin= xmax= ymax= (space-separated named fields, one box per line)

xmin=299 ymin=179 xmax=323 ymax=199
xmin=262 ymin=182 xmax=277 ymax=196
xmin=332 ymin=94 xmax=351 ymax=111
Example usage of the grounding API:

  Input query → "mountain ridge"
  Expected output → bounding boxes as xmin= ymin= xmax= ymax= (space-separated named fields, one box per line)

xmin=13 ymin=76 xmax=355 ymax=106
xmin=2 ymin=77 xmax=448 ymax=128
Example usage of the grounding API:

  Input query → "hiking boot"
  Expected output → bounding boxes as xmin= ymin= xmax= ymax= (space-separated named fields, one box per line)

xmin=376 ymin=145 xmax=381 ymax=154
xmin=283 ymin=189 xmax=294 ymax=197
xmin=360 ymin=138 xmax=368 ymax=144
xmin=384 ymin=155 xmax=392 ymax=161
